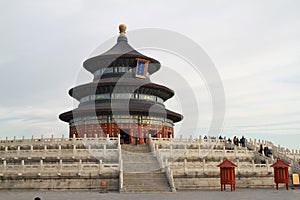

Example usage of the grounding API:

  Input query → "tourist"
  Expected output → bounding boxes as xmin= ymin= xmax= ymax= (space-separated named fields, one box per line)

xmin=233 ymin=136 xmax=237 ymax=145
xmin=240 ymin=136 xmax=246 ymax=147
xmin=34 ymin=197 xmax=41 ymax=200
xmin=218 ymin=135 xmax=223 ymax=140
xmin=264 ymin=146 xmax=272 ymax=157
xmin=204 ymin=135 xmax=207 ymax=140
xmin=258 ymin=144 xmax=263 ymax=154
xmin=227 ymin=138 xmax=232 ymax=143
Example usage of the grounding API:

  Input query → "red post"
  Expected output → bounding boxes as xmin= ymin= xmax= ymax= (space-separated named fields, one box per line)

xmin=271 ymin=158 xmax=290 ymax=190
xmin=218 ymin=159 xmax=237 ymax=192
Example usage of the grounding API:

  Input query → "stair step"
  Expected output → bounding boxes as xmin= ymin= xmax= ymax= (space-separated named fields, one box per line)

xmin=120 ymin=144 xmax=171 ymax=192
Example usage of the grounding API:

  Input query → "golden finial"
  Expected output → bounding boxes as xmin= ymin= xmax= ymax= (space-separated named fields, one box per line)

xmin=119 ymin=24 xmax=127 ymax=35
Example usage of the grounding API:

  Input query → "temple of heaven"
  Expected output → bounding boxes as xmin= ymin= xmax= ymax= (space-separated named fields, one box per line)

xmin=59 ymin=24 xmax=183 ymax=144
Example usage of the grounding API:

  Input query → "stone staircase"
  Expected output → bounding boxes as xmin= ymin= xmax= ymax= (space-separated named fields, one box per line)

xmin=121 ymin=144 xmax=171 ymax=193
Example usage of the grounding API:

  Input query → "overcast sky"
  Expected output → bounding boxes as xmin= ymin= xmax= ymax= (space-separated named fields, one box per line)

xmin=0 ymin=0 xmax=299 ymax=150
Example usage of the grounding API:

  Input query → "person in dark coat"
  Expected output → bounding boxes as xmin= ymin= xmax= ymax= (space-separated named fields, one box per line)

xmin=240 ymin=136 xmax=246 ymax=147
xmin=264 ymin=146 xmax=271 ymax=157
xmin=258 ymin=144 xmax=263 ymax=154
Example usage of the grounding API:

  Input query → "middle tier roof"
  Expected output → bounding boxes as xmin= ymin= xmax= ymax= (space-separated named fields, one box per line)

xmin=69 ymin=80 xmax=175 ymax=102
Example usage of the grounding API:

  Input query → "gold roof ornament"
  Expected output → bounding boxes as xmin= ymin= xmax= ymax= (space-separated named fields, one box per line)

xmin=119 ymin=24 xmax=127 ymax=35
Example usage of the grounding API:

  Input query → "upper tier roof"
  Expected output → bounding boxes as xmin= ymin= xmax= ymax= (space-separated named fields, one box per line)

xmin=83 ymin=25 xmax=160 ymax=74
xmin=69 ymin=80 xmax=175 ymax=102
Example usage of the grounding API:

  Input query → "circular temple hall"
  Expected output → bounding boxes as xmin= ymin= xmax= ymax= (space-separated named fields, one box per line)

xmin=59 ymin=24 xmax=183 ymax=144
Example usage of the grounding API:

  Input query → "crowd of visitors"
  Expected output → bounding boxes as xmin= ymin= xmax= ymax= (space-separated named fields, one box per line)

xmin=203 ymin=134 xmax=273 ymax=158
xmin=203 ymin=135 xmax=247 ymax=147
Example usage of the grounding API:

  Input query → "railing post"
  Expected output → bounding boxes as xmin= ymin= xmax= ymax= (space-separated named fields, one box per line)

xmin=184 ymin=158 xmax=187 ymax=174
xmin=59 ymin=159 xmax=63 ymax=173
xmin=58 ymin=145 xmax=61 ymax=157
xmin=72 ymin=133 xmax=76 ymax=143
xmin=203 ymin=159 xmax=206 ymax=172
xmin=39 ymin=159 xmax=43 ymax=173
xmin=118 ymin=134 xmax=121 ymax=147
xmin=73 ymin=144 xmax=76 ymax=157
xmin=99 ymin=160 xmax=102 ymax=174
xmin=103 ymin=144 xmax=106 ymax=157
xmin=44 ymin=145 xmax=47 ymax=157
xmin=78 ymin=159 xmax=82 ymax=174
xmin=252 ymin=160 xmax=255 ymax=172
xmin=21 ymin=160 xmax=25 ymax=173
xmin=3 ymin=160 xmax=6 ymax=172
xmin=17 ymin=146 xmax=20 ymax=157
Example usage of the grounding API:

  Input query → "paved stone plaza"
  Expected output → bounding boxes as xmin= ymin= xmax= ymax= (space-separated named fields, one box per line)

xmin=0 ymin=189 xmax=299 ymax=200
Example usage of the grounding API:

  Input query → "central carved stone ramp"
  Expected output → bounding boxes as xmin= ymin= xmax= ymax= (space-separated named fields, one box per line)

xmin=121 ymin=144 xmax=171 ymax=193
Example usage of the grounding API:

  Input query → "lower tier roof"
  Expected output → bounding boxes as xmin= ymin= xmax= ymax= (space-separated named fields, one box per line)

xmin=59 ymin=100 xmax=182 ymax=123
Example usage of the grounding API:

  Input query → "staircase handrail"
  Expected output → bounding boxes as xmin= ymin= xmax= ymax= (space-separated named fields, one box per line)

xmin=165 ymin=161 xmax=176 ymax=192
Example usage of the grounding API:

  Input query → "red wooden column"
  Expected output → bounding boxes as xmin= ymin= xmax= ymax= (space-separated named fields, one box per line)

xmin=218 ymin=159 xmax=237 ymax=191
xmin=138 ymin=124 xmax=143 ymax=144
xmin=271 ymin=158 xmax=290 ymax=190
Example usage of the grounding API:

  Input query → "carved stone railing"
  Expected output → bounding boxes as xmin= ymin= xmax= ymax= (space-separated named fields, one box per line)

xmin=155 ymin=147 xmax=254 ymax=161
xmin=169 ymin=160 xmax=273 ymax=175
xmin=0 ymin=135 xmax=118 ymax=148
xmin=0 ymin=161 xmax=119 ymax=177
